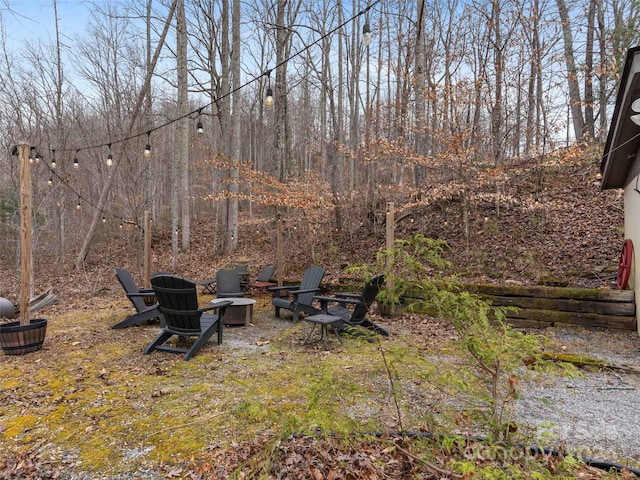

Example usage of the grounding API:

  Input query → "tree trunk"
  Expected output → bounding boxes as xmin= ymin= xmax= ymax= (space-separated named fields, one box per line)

xmin=177 ymin=0 xmax=190 ymax=252
xmin=75 ymin=0 xmax=178 ymax=270
xmin=227 ymin=0 xmax=241 ymax=254
xmin=556 ymin=0 xmax=585 ymax=142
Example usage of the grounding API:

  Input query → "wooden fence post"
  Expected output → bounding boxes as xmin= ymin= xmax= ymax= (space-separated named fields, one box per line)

xmin=143 ymin=210 xmax=151 ymax=287
xmin=18 ymin=142 xmax=32 ymax=326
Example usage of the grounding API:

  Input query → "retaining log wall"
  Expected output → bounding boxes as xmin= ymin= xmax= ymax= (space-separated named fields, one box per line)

xmin=464 ymin=284 xmax=636 ymax=331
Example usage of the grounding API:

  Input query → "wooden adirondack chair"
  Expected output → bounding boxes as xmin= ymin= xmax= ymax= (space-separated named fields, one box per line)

xmin=246 ymin=265 xmax=276 ymax=294
xmin=313 ymin=274 xmax=388 ymax=336
xmin=144 ymin=274 xmax=231 ymax=361
xmin=216 ymin=269 xmax=246 ymax=298
xmin=112 ymin=268 xmax=160 ymax=329
xmin=270 ymin=266 xmax=325 ymax=321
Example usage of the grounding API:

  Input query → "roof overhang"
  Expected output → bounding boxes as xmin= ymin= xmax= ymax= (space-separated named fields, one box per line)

xmin=601 ymin=46 xmax=640 ymax=190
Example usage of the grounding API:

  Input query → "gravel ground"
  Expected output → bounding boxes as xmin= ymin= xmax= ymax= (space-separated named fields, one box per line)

xmin=513 ymin=327 xmax=640 ymax=466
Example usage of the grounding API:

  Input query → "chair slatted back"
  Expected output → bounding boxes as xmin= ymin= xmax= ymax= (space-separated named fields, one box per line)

xmin=216 ymin=269 xmax=242 ymax=296
xmin=256 ymin=265 xmax=275 ymax=282
xmin=297 ymin=266 xmax=325 ymax=307
xmin=151 ymin=275 xmax=202 ymax=335
xmin=234 ymin=264 xmax=248 ymax=275
xmin=351 ymin=274 xmax=385 ymax=322
xmin=115 ymin=268 xmax=148 ymax=312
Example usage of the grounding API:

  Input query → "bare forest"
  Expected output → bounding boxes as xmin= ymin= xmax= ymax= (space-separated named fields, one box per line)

xmin=0 ymin=0 xmax=636 ymax=289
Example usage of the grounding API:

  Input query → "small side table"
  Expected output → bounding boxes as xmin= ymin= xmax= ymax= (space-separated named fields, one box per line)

xmin=303 ymin=313 xmax=343 ymax=350
xmin=211 ymin=297 xmax=256 ymax=326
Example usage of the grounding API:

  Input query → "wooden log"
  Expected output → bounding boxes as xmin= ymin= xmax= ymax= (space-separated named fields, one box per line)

xmin=487 ymin=295 xmax=636 ymax=316
xmin=503 ymin=308 xmax=636 ymax=330
xmin=465 ymin=283 xmax=635 ymax=302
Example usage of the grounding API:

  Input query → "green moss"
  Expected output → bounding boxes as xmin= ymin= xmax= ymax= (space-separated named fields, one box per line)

xmin=3 ymin=413 xmax=39 ymax=439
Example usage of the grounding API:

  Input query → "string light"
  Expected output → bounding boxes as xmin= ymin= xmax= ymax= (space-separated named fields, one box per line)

xmin=264 ymin=70 xmax=274 ymax=107
xmin=265 ymin=87 xmax=274 ymax=107
xmin=106 ymin=144 xmax=113 ymax=167
xmin=51 ymin=150 xmax=56 ymax=169
xmin=24 ymin=1 xmax=378 ymax=234
xmin=143 ymin=132 xmax=151 ymax=158
xmin=196 ymin=109 xmax=204 ymax=134
xmin=76 ymin=198 xmax=81 ymax=210
xmin=73 ymin=150 xmax=79 ymax=169
xmin=362 ymin=22 xmax=372 ymax=46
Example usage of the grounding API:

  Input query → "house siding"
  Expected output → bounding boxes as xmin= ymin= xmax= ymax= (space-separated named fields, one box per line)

xmin=624 ymin=168 xmax=640 ymax=334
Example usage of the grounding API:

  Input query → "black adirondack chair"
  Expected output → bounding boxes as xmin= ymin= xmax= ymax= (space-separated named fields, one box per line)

xmin=112 ymin=268 xmax=160 ymax=329
xmin=198 ymin=264 xmax=249 ymax=294
xmin=313 ymin=274 xmax=388 ymax=336
xmin=247 ymin=265 xmax=276 ymax=294
xmin=145 ymin=274 xmax=231 ymax=361
xmin=216 ymin=269 xmax=246 ymax=298
xmin=270 ymin=266 xmax=325 ymax=321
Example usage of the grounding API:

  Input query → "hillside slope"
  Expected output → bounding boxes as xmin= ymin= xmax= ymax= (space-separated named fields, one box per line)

xmin=0 ymin=145 xmax=625 ymax=301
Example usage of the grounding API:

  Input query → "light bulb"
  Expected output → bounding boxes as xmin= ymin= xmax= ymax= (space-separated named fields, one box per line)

xmin=47 ymin=177 xmax=53 ymax=186
xmin=265 ymin=87 xmax=274 ymax=107
xmin=73 ymin=158 xmax=79 ymax=168
xmin=76 ymin=202 xmax=81 ymax=210
xmin=362 ymin=23 xmax=372 ymax=47
xmin=196 ymin=121 xmax=204 ymax=134
xmin=144 ymin=144 xmax=151 ymax=158
xmin=106 ymin=154 xmax=113 ymax=167
xmin=35 ymin=154 xmax=41 ymax=164
xmin=596 ymin=172 xmax=602 ymax=180
xmin=102 ymin=216 xmax=106 ymax=223
xmin=51 ymin=159 xmax=56 ymax=169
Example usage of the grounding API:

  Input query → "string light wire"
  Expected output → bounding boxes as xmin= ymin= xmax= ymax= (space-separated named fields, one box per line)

xmin=27 ymin=0 xmax=380 ymax=228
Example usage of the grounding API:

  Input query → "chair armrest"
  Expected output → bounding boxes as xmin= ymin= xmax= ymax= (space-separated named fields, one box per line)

xmin=314 ymin=295 xmax=361 ymax=312
xmin=268 ymin=285 xmax=297 ymax=299
xmin=290 ymin=288 xmax=320 ymax=295
xmin=127 ymin=292 xmax=156 ymax=298
xmin=334 ymin=292 xmax=362 ymax=300
xmin=268 ymin=285 xmax=297 ymax=292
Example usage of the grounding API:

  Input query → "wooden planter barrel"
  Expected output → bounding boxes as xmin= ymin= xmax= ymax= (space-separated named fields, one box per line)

xmin=0 ymin=318 xmax=47 ymax=355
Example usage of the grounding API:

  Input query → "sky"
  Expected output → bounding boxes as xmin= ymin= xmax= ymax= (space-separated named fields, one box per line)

xmin=1 ymin=0 xmax=94 ymax=49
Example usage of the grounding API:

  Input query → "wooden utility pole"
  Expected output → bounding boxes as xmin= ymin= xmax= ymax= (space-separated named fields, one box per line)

xmin=386 ymin=202 xmax=395 ymax=292
xmin=143 ymin=210 xmax=152 ymax=287
xmin=276 ymin=214 xmax=283 ymax=286
xmin=18 ymin=142 xmax=32 ymax=326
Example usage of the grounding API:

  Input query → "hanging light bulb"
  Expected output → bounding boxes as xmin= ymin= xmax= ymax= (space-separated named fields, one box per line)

xmin=76 ymin=200 xmax=81 ymax=210
xmin=51 ymin=150 xmax=57 ymax=169
xmin=35 ymin=153 xmax=41 ymax=164
xmin=362 ymin=22 xmax=372 ymax=47
xmin=264 ymin=70 xmax=274 ymax=107
xmin=106 ymin=144 xmax=113 ymax=166
xmin=47 ymin=177 xmax=53 ymax=186
xmin=144 ymin=132 xmax=151 ymax=158
xmin=73 ymin=151 xmax=79 ymax=169
xmin=102 ymin=216 xmax=106 ymax=223
xmin=195 ymin=108 xmax=205 ymax=134
xmin=265 ymin=87 xmax=274 ymax=107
